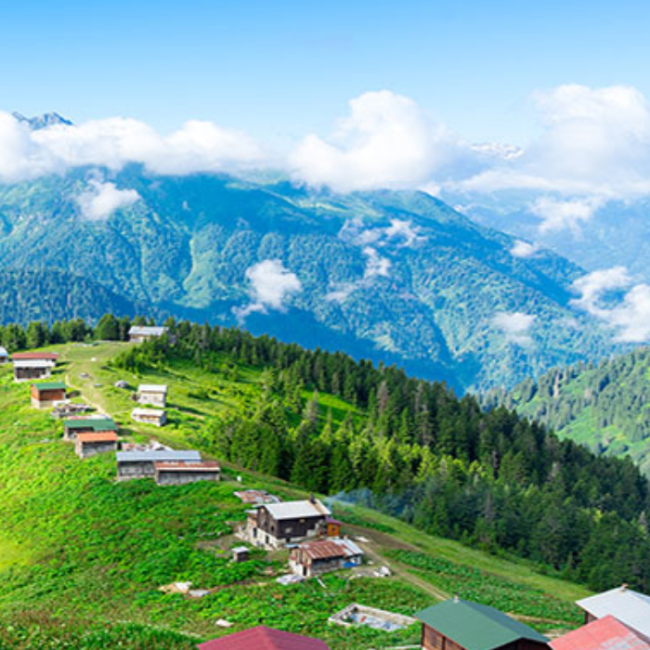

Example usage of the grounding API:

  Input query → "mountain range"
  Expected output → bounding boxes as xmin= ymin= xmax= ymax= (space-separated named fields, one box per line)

xmin=0 ymin=165 xmax=623 ymax=392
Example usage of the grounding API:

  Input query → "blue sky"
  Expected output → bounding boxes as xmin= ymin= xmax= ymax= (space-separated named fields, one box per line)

xmin=2 ymin=0 xmax=649 ymax=144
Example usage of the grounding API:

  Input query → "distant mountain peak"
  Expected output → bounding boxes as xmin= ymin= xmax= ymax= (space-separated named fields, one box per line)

xmin=12 ymin=111 xmax=73 ymax=129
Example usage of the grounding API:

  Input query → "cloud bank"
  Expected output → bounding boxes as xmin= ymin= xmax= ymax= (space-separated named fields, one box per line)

xmin=76 ymin=180 xmax=140 ymax=221
xmin=235 ymin=259 xmax=302 ymax=320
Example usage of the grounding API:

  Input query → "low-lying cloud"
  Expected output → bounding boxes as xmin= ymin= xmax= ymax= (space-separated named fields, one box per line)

xmin=235 ymin=259 xmax=302 ymax=320
xmin=492 ymin=312 xmax=536 ymax=346
xmin=510 ymin=240 xmax=540 ymax=259
xmin=76 ymin=180 xmax=140 ymax=221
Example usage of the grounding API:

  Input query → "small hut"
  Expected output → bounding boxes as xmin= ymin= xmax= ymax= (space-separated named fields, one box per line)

xmin=31 ymin=381 xmax=67 ymax=409
xmin=63 ymin=416 xmax=118 ymax=441
xmin=75 ymin=431 xmax=119 ymax=459
xmin=136 ymin=384 xmax=168 ymax=407
xmin=131 ymin=408 xmax=167 ymax=427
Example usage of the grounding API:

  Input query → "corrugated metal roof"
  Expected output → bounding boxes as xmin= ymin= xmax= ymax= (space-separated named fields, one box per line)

xmin=13 ymin=359 xmax=56 ymax=368
xmin=577 ymin=587 xmax=650 ymax=639
xmin=116 ymin=450 xmax=201 ymax=463
xmin=415 ymin=599 xmax=548 ymax=650
xmin=298 ymin=538 xmax=362 ymax=561
xmin=155 ymin=461 xmax=220 ymax=471
xmin=550 ymin=615 xmax=650 ymax=650
xmin=77 ymin=432 xmax=119 ymax=443
xmin=197 ymin=625 xmax=331 ymax=650
xmin=138 ymin=384 xmax=168 ymax=393
xmin=32 ymin=382 xmax=66 ymax=391
xmin=64 ymin=417 xmax=117 ymax=431
xmin=263 ymin=500 xmax=331 ymax=521
xmin=129 ymin=326 xmax=168 ymax=336
xmin=12 ymin=352 xmax=58 ymax=360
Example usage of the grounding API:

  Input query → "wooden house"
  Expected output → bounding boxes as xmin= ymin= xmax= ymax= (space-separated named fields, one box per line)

xmin=131 ymin=407 xmax=167 ymax=427
xmin=245 ymin=497 xmax=331 ymax=549
xmin=415 ymin=598 xmax=550 ymax=650
xmin=12 ymin=352 xmax=58 ymax=382
xmin=550 ymin=615 xmax=650 ymax=650
xmin=128 ymin=326 xmax=169 ymax=343
xmin=116 ymin=449 xmax=201 ymax=480
xmin=0 ymin=347 xmax=8 ymax=364
xmin=576 ymin=586 xmax=650 ymax=642
xmin=154 ymin=460 xmax=220 ymax=485
xmin=289 ymin=538 xmax=363 ymax=578
xmin=136 ymin=384 xmax=168 ymax=407
xmin=63 ymin=416 xmax=118 ymax=441
xmin=31 ymin=381 xmax=67 ymax=409
xmin=75 ymin=431 xmax=119 ymax=459
xmin=197 ymin=625 xmax=331 ymax=650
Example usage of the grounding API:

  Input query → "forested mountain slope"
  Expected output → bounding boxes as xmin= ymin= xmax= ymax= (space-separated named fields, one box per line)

xmin=484 ymin=347 xmax=650 ymax=475
xmin=0 ymin=168 xmax=619 ymax=391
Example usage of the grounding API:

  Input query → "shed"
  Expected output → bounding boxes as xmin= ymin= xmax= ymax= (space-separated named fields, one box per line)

xmin=154 ymin=460 xmax=220 ymax=485
xmin=550 ymin=615 xmax=650 ymax=650
xmin=75 ymin=431 xmax=119 ymax=459
xmin=137 ymin=384 xmax=168 ymax=407
xmin=132 ymin=407 xmax=167 ymax=427
xmin=232 ymin=546 xmax=250 ymax=563
xmin=576 ymin=586 xmax=650 ymax=642
xmin=0 ymin=346 xmax=8 ymax=364
xmin=129 ymin=326 xmax=169 ymax=343
xmin=415 ymin=598 xmax=550 ymax=650
xmin=234 ymin=490 xmax=282 ymax=505
xmin=197 ymin=625 xmax=331 ymax=650
xmin=116 ymin=449 xmax=201 ymax=480
xmin=289 ymin=538 xmax=363 ymax=577
xmin=63 ymin=417 xmax=118 ymax=441
xmin=31 ymin=381 xmax=67 ymax=409
xmin=245 ymin=498 xmax=331 ymax=549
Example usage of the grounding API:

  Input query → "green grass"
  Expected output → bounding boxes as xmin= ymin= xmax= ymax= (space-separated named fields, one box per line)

xmin=0 ymin=343 xmax=591 ymax=648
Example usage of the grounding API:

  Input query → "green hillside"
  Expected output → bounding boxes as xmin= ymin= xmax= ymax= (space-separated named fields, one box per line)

xmin=0 ymin=339 xmax=596 ymax=649
xmin=0 ymin=168 xmax=620 ymax=391
xmin=486 ymin=347 xmax=650 ymax=475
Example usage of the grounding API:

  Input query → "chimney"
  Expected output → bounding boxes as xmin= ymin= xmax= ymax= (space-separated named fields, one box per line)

xmin=309 ymin=493 xmax=316 ymax=504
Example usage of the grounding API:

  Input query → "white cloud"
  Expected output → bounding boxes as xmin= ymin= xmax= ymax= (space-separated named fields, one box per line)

xmin=76 ymin=180 xmax=140 ymax=221
xmin=235 ymin=259 xmax=302 ymax=319
xmin=290 ymin=91 xmax=474 ymax=192
xmin=325 ymin=283 xmax=357 ymax=303
xmin=510 ymin=240 xmax=540 ymax=259
xmin=571 ymin=267 xmax=650 ymax=342
xmin=529 ymin=196 xmax=603 ymax=234
xmin=384 ymin=219 xmax=426 ymax=247
xmin=492 ymin=312 xmax=536 ymax=346
xmin=363 ymin=247 xmax=391 ymax=279
xmin=0 ymin=112 xmax=266 ymax=183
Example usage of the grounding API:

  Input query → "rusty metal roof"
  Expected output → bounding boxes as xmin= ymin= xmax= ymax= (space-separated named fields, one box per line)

xmin=77 ymin=432 xmax=119 ymax=443
xmin=298 ymin=538 xmax=362 ymax=561
xmin=154 ymin=461 xmax=220 ymax=471
xmin=550 ymin=615 xmax=650 ymax=650
xmin=12 ymin=352 xmax=58 ymax=360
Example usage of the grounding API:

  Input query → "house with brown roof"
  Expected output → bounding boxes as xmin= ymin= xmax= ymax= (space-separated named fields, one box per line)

xmin=197 ymin=625 xmax=331 ymax=650
xmin=155 ymin=461 xmax=220 ymax=485
xmin=289 ymin=537 xmax=363 ymax=577
xmin=31 ymin=381 xmax=67 ymax=409
xmin=75 ymin=431 xmax=119 ymax=459
xmin=12 ymin=352 xmax=58 ymax=382
xmin=244 ymin=497 xmax=331 ymax=549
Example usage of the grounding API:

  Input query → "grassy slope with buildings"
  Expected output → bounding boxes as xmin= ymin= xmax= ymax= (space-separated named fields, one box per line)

xmin=0 ymin=342 xmax=590 ymax=649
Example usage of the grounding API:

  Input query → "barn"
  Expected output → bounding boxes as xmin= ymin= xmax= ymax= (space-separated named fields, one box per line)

xmin=75 ymin=431 xmax=119 ymax=459
xmin=31 ymin=381 xmax=67 ymax=409
xmin=415 ymin=598 xmax=550 ymax=650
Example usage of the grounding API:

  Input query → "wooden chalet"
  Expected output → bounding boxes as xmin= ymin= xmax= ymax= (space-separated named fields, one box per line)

xmin=31 ymin=381 xmax=67 ymax=409
xmin=116 ymin=449 xmax=201 ymax=480
xmin=75 ymin=431 xmax=119 ymax=459
xmin=576 ymin=586 xmax=650 ymax=643
xmin=136 ymin=384 xmax=168 ymax=407
xmin=63 ymin=416 xmax=118 ymax=441
xmin=131 ymin=407 xmax=167 ymax=427
xmin=245 ymin=497 xmax=331 ymax=549
xmin=197 ymin=625 xmax=331 ymax=650
xmin=550 ymin=615 xmax=650 ymax=650
xmin=415 ymin=598 xmax=550 ymax=650
xmin=154 ymin=460 xmax=220 ymax=485
xmin=289 ymin=537 xmax=363 ymax=577
xmin=128 ymin=326 xmax=169 ymax=343
xmin=12 ymin=352 xmax=58 ymax=382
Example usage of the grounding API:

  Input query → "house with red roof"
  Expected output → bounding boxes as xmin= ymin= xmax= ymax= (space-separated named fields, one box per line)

xmin=12 ymin=352 xmax=58 ymax=382
xmin=550 ymin=615 xmax=650 ymax=650
xmin=197 ymin=625 xmax=331 ymax=650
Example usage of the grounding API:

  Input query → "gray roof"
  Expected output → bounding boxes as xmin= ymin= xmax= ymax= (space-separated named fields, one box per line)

xmin=0 ymin=347 xmax=8 ymax=357
xmin=262 ymin=499 xmax=331 ymax=520
xmin=577 ymin=586 xmax=650 ymax=638
xmin=129 ymin=326 xmax=168 ymax=336
xmin=116 ymin=450 xmax=201 ymax=463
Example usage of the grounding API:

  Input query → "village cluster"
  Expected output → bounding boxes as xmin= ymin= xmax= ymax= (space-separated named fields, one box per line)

xmin=3 ymin=334 xmax=650 ymax=650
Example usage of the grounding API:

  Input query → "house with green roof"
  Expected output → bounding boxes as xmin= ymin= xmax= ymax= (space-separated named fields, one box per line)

xmin=63 ymin=416 xmax=118 ymax=441
xmin=31 ymin=381 xmax=67 ymax=409
xmin=415 ymin=598 xmax=550 ymax=650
